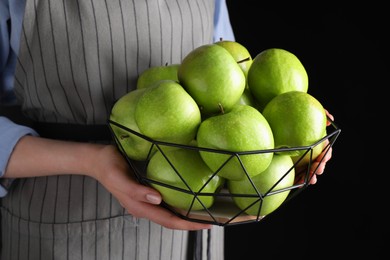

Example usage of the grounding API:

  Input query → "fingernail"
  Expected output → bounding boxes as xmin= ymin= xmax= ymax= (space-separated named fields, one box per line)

xmin=146 ymin=194 xmax=161 ymax=204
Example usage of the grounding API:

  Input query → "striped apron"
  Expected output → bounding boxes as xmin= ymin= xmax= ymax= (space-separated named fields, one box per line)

xmin=0 ymin=0 xmax=224 ymax=259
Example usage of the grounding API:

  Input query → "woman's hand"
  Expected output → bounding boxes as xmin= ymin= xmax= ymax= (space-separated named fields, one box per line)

xmin=90 ymin=144 xmax=212 ymax=231
xmin=295 ymin=109 xmax=334 ymax=185
xmin=5 ymin=135 xmax=211 ymax=230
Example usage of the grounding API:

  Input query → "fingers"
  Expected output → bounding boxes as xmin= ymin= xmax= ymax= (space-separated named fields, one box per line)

xmin=294 ymin=144 xmax=333 ymax=185
xmin=108 ymin=171 xmax=212 ymax=230
xmin=325 ymin=109 xmax=334 ymax=126
xmin=308 ymin=174 xmax=317 ymax=185
xmin=313 ymin=145 xmax=332 ymax=173
xmin=294 ymin=168 xmax=318 ymax=186
xmin=318 ymin=146 xmax=333 ymax=164
xmin=291 ymin=110 xmax=335 ymax=186
xmin=117 ymin=184 xmax=212 ymax=230
xmin=141 ymin=204 xmax=212 ymax=230
xmin=99 ymin=165 xmax=160 ymax=205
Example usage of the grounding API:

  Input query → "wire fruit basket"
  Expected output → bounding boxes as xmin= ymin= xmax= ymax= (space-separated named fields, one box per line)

xmin=108 ymin=119 xmax=341 ymax=226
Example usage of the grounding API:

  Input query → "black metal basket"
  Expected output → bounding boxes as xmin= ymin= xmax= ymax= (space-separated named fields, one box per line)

xmin=108 ymin=119 xmax=341 ymax=226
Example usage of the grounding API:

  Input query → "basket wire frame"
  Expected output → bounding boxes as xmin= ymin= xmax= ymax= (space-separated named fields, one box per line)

xmin=108 ymin=118 xmax=341 ymax=226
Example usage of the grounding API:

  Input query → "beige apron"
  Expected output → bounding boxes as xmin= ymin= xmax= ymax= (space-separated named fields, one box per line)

xmin=0 ymin=0 xmax=224 ymax=259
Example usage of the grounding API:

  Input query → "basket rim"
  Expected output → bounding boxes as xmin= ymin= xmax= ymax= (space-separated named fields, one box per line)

xmin=107 ymin=118 xmax=341 ymax=226
xmin=108 ymin=118 xmax=341 ymax=155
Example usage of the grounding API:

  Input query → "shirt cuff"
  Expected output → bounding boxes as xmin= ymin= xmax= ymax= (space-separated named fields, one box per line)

xmin=0 ymin=116 xmax=38 ymax=197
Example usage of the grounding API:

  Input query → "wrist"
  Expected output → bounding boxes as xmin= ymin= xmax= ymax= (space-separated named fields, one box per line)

xmin=82 ymin=144 xmax=124 ymax=183
xmin=74 ymin=142 xmax=108 ymax=179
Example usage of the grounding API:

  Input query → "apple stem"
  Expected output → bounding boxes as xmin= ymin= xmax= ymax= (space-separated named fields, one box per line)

xmin=218 ymin=103 xmax=225 ymax=114
xmin=120 ymin=134 xmax=129 ymax=140
xmin=238 ymin=57 xmax=251 ymax=64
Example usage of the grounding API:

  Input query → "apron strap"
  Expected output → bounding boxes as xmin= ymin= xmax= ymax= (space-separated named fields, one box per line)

xmin=0 ymin=105 xmax=33 ymax=127
xmin=32 ymin=122 xmax=111 ymax=141
xmin=1 ymin=105 xmax=111 ymax=141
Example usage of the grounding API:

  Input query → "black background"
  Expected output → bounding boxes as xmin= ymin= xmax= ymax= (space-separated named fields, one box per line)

xmin=224 ymin=2 xmax=388 ymax=259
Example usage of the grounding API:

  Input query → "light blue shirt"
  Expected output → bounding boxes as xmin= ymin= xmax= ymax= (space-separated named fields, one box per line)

xmin=0 ymin=0 xmax=235 ymax=196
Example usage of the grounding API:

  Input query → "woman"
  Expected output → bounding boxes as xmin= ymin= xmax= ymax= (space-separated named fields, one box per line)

xmin=0 ymin=0 xmax=331 ymax=259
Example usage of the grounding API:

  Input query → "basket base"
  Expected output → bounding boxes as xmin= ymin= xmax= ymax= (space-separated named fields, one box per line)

xmin=172 ymin=192 xmax=265 ymax=226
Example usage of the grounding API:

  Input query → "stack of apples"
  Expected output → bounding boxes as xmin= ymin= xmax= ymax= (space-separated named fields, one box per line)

xmin=109 ymin=40 xmax=331 ymax=220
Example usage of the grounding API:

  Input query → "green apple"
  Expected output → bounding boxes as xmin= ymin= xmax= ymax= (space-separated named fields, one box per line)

xmin=109 ymin=88 xmax=155 ymax=161
xmin=214 ymin=39 xmax=253 ymax=80
xmin=146 ymin=147 xmax=224 ymax=211
xmin=135 ymin=79 xmax=201 ymax=145
xmin=227 ymin=154 xmax=295 ymax=216
xmin=178 ymin=43 xmax=246 ymax=115
xmin=262 ymin=91 xmax=327 ymax=157
xmin=136 ymin=63 xmax=180 ymax=89
xmin=247 ymin=48 xmax=309 ymax=111
xmin=236 ymin=88 xmax=259 ymax=108
xmin=196 ymin=105 xmax=274 ymax=181
xmin=291 ymin=132 xmax=327 ymax=168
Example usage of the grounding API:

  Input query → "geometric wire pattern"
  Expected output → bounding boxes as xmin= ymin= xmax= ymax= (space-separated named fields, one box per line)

xmin=108 ymin=119 xmax=341 ymax=226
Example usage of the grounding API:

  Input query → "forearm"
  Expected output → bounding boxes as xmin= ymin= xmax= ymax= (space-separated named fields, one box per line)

xmin=3 ymin=135 xmax=106 ymax=179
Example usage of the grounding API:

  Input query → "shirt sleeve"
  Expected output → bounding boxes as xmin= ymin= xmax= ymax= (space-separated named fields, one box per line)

xmin=213 ymin=0 xmax=235 ymax=42
xmin=1 ymin=0 xmax=31 ymax=197
xmin=1 ymin=0 xmax=26 ymax=104
xmin=0 ymin=0 xmax=12 ymax=98
xmin=0 ymin=116 xmax=38 ymax=197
